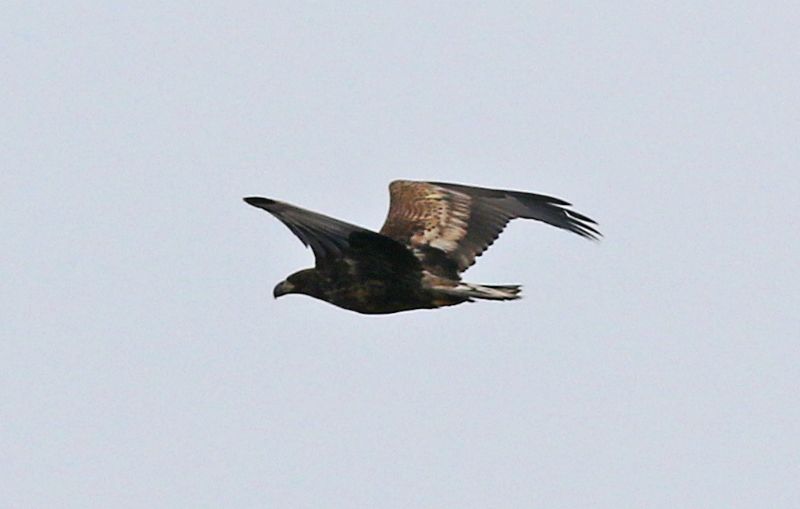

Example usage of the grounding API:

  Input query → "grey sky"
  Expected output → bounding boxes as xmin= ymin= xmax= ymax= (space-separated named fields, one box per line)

xmin=3 ymin=2 xmax=799 ymax=508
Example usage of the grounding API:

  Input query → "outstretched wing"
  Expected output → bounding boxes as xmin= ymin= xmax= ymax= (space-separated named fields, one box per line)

xmin=244 ymin=197 xmax=375 ymax=267
xmin=378 ymin=180 xmax=601 ymax=276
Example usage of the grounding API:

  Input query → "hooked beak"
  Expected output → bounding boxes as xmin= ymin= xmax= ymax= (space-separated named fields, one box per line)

xmin=273 ymin=280 xmax=295 ymax=298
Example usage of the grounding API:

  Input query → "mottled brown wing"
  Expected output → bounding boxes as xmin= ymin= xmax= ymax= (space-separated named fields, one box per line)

xmin=378 ymin=180 xmax=600 ymax=277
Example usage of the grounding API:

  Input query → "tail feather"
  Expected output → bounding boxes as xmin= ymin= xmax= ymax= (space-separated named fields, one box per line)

xmin=436 ymin=282 xmax=522 ymax=301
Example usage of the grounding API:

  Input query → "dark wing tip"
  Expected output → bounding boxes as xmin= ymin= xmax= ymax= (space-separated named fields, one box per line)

xmin=566 ymin=209 xmax=598 ymax=225
xmin=243 ymin=196 xmax=276 ymax=208
xmin=564 ymin=210 xmax=603 ymax=240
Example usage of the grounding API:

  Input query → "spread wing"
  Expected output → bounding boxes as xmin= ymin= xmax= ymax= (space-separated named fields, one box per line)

xmin=378 ymin=180 xmax=601 ymax=277
xmin=244 ymin=197 xmax=375 ymax=267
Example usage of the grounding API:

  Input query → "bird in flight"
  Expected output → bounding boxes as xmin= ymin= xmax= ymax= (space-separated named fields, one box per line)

xmin=244 ymin=180 xmax=600 ymax=314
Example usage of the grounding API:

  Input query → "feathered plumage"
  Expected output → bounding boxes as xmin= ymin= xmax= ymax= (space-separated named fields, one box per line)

xmin=245 ymin=180 xmax=600 ymax=314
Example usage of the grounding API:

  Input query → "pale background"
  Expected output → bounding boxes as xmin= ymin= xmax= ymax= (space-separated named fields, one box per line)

xmin=3 ymin=2 xmax=799 ymax=508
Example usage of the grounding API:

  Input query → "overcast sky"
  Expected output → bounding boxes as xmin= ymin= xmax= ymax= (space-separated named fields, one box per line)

xmin=3 ymin=2 xmax=799 ymax=508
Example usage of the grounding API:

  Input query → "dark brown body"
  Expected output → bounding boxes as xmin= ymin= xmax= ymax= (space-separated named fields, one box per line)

xmin=277 ymin=251 xmax=468 ymax=314
xmin=305 ymin=275 xmax=464 ymax=314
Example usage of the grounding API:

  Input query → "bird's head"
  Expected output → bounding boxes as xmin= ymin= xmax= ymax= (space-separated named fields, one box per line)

xmin=273 ymin=269 xmax=322 ymax=299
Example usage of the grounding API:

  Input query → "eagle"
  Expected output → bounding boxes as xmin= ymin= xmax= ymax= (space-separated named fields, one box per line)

xmin=244 ymin=180 xmax=600 ymax=314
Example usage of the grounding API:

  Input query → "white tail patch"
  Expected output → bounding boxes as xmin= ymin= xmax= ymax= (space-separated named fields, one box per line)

xmin=435 ymin=282 xmax=522 ymax=301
